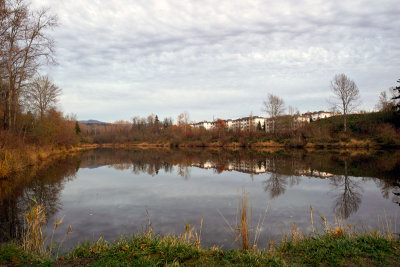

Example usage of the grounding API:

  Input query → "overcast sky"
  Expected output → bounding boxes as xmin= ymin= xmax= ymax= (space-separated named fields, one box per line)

xmin=31 ymin=0 xmax=400 ymax=123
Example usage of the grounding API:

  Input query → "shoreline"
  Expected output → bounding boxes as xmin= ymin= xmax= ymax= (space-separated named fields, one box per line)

xmin=1 ymin=139 xmax=398 ymax=179
xmin=80 ymin=137 xmax=397 ymax=149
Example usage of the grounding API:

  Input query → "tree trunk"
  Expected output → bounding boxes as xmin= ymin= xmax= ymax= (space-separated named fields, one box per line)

xmin=3 ymin=88 xmax=9 ymax=130
xmin=7 ymin=88 xmax=12 ymax=130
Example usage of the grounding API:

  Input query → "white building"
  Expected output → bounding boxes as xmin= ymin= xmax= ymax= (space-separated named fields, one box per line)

xmin=191 ymin=121 xmax=214 ymax=130
xmin=295 ymin=115 xmax=311 ymax=123
xmin=302 ymin=111 xmax=335 ymax=122
xmin=191 ymin=116 xmax=268 ymax=132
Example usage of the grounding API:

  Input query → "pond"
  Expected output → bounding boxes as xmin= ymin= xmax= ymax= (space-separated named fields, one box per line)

xmin=1 ymin=148 xmax=399 ymax=250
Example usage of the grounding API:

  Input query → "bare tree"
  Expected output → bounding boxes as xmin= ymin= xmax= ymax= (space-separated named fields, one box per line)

xmin=330 ymin=74 xmax=360 ymax=133
xmin=1 ymin=0 xmax=57 ymax=130
xmin=375 ymin=88 xmax=395 ymax=112
xmin=263 ymin=93 xmax=284 ymax=134
xmin=25 ymin=75 xmax=61 ymax=119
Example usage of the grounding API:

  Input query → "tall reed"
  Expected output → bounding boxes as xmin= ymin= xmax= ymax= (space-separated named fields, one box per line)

xmin=21 ymin=200 xmax=71 ymax=257
xmin=238 ymin=188 xmax=250 ymax=250
xmin=181 ymin=218 xmax=204 ymax=248
xmin=22 ymin=201 xmax=47 ymax=255
xmin=218 ymin=188 xmax=269 ymax=250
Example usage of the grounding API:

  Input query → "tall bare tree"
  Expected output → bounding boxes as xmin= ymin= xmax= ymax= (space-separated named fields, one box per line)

xmin=263 ymin=93 xmax=284 ymax=134
xmin=0 ymin=0 xmax=57 ymax=130
xmin=330 ymin=74 xmax=360 ymax=133
xmin=25 ymin=75 xmax=61 ymax=119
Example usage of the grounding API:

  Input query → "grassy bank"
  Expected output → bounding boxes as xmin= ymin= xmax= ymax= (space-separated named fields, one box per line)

xmin=1 ymin=194 xmax=399 ymax=266
xmin=80 ymin=137 xmax=389 ymax=150
xmin=1 ymin=232 xmax=399 ymax=266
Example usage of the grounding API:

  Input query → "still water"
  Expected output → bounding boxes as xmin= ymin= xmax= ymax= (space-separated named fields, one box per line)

xmin=1 ymin=148 xmax=399 ymax=250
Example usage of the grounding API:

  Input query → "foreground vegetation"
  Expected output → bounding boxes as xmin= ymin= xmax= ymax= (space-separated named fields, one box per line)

xmin=1 ymin=231 xmax=399 ymax=266
xmin=1 ymin=197 xmax=400 ymax=266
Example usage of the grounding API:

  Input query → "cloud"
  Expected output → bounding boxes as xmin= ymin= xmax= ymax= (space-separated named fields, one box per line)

xmin=32 ymin=0 xmax=400 ymax=121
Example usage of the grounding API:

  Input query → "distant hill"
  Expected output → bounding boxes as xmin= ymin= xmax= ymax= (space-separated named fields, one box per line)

xmin=79 ymin=120 xmax=108 ymax=125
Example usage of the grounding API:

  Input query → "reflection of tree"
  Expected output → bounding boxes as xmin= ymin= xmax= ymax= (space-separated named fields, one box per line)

xmin=215 ymin=163 xmax=226 ymax=174
xmin=0 ymin=155 xmax=79 ymax=242
xmin=178 ymin=166 xmax=191 ymax=180
xmin=262 ymin=155 xmax=302 ymax=199
xmin=110 ymin=163 xmax=132 ymax=171
xmin=374 ymin=179 xmax=400 ymax=207
xmin=0 ymin=198 xmax=22 ymax=242
xmin=330 ymin=161 xmax=362 ymax=219
xmin=263 ymin=173 xmax=288 ymax=199
xmin=388 ymin=180 xmax=400 ymax=206
xmin=375 ymin=179 xmax=391 ymax=199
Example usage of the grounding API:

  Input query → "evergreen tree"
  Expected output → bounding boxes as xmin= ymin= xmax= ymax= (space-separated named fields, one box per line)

xmin=392 ymin=79 xmax=400 ymax=112
xmin=75 ymin=121 xmax=81 ymax=135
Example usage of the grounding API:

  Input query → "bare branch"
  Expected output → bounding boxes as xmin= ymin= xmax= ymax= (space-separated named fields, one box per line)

xmin=24 ymin=75 xmax=61 ymax=119
xmin=329 ymin=74 xmax=360 ymax=133
xmin=263 ymin=93 xmax=284 ymax=134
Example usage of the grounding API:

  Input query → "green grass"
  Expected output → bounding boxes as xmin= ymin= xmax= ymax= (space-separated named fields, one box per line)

xmin=278 ymin=234 xmax=400 ymax=266
xmin=0 ymin=242 xmax=53 ymax=266
xmin=1 ymin=233 xmax=399 ymax=266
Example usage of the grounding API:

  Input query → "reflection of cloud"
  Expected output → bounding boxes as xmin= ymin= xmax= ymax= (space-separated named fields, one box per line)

xmin=31 ymin=0 xmax=400 ymax=121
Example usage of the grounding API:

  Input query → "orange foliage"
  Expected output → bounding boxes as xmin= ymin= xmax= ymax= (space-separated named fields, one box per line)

xmin=215 ymin=119 xmax=226 ymax=130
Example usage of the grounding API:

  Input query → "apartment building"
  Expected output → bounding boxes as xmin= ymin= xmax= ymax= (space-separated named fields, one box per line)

xmin=192 ymin=116 xmax=268 ymax=132
xmin=191 ymin=111 xmax=335 ymax=132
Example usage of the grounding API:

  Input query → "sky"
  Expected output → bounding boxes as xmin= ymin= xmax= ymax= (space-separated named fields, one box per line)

xmin=31 ymin=0 xmax=400 ymax=123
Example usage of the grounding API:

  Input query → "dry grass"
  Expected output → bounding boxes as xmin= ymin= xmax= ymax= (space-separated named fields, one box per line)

xmin=304 ymin=207 xmax=396 ymax=241
xmin=180 ymin=218 xmax=204 ymax=248
xmin=219 ymin=188 xmax=269 ymax=251
xmin=339 ymin=139 xmax=373 ymax=148
xmin=238 ymin=188 xmax=250 ymax=250
xmin=22 ymin=201 xmax=47 ymax=255
xmin=21 ymin=200 xmax=71 ymax=258
xmin=250 ymin=141 xmax=284 ymax=148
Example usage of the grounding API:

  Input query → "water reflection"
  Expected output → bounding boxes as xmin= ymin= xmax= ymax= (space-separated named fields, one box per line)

xmin=0 ymin=155 xmax=80 ymax=242
xmin=0 ymin=148 xmax=399 ymax=248
xmin=330 ymin=161 xmax=362 ymax=219
xmin=264 ymin=174 xmax=301 ymax=200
